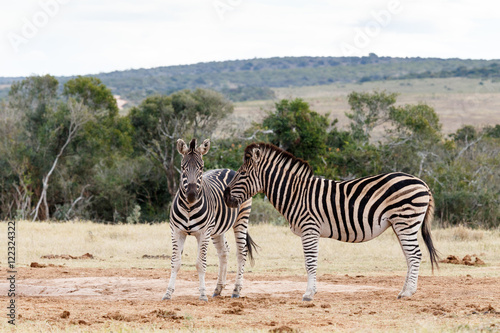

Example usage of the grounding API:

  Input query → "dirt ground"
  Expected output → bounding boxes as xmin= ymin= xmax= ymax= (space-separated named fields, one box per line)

xmin=2 ymin=267 xmax=499 ymax=332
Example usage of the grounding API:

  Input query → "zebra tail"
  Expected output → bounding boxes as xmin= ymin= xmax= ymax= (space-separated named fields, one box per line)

xmin=246 ymin=232 xmax=259 ymax=267
xmin=421 ymin=191 xmax=440 ymax=273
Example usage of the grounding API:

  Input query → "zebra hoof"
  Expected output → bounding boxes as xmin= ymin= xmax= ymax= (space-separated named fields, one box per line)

xmin=232 ymin=284 xmax=242 ymax=298
xmin=212 ymin=284 xmax=224 ymax=297
xmin=199 ymin=295 xmax=208 ymax=302
xmin=397 ymin=291 xmax=415 ymax=299
xmin=397 ymin=287 xmax=416 ymax=299
xmin=162 ymin=294 xmax=171 ymax=301
xmin=302 ymin=295 xmax=314 ymax=301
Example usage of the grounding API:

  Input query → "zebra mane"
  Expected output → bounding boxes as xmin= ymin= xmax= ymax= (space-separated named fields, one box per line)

xmin=245 ymin=142 xmax=314 ymax=179
xmin=189 ymin=139 xmax=197 ymax=151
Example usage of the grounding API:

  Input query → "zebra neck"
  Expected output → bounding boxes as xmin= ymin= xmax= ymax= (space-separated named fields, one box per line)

xmin=260 ymin=162 xmax=311 ymax=216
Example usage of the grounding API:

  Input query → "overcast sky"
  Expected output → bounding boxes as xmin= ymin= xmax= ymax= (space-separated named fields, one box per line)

xmin=1 ymin=0 xmax=499 ymax=77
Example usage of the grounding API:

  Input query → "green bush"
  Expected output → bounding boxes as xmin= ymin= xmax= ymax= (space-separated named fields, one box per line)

xmin=3 ymin=77 xmax=500 ymax=228
xmin=434 ymin=190 xmax=499 ymax=228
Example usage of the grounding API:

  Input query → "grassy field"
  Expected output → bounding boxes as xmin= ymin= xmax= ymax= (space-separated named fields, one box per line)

xmin=1 ymin=220 xmax=499 ymax=332
xmin=221 ymin=77 xmax=500 ymax=140
xmin=5 ymin=220 xmax=500 ymax=276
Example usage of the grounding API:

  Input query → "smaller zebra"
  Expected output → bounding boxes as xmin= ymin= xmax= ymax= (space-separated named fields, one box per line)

xmin=163 ymin=138 xmax=257 ymax=301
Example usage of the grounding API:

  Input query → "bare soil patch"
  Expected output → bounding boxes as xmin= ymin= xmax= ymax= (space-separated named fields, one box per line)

xmin=1 ymin=267 xmax=499 ymax=331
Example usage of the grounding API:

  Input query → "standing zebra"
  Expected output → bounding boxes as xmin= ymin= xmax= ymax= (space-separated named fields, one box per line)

xmin=163 ymin=138 xmax=257 ymax=301
xmin=224 ymin=143 xmax=439 ymax=301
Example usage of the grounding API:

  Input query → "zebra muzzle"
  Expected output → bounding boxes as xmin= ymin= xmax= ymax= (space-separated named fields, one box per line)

xmin=224 ymin=187 xmax=238 ymax=208
xmin=186 ymin=183 xmax=198 ymax=203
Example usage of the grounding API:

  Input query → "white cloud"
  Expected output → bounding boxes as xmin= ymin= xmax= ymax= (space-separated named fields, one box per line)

xmin=0 ymin=0 xmax=499 ymax=77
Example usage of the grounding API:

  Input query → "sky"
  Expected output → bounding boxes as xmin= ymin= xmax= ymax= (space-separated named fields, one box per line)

xmin=1 ymin=0 xmax=499 ymax=77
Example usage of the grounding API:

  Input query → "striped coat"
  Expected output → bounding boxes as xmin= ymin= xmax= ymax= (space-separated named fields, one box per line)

xmin=225 ymin=142 xmax=438 ymax=301
xmin=163 ymin=139 xmax=256 ymax=301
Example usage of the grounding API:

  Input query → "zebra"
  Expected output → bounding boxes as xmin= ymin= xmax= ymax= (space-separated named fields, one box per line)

xmin=224 ymin=142 xmax=439 ymax=301
xmin=162 ymin=138 xmax=257 ymax=301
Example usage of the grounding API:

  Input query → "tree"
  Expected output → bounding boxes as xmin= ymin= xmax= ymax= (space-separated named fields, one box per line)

xmin=128 ymin=89 xmax=233 ymax=199
xmin=6 ymin=75 xmax=60 ymax=220
xmin=430 ymin=125 xmax=500 ymax=227
xmin=262 ymin=98 xmax=329 ymax=165
xmin=63 ymin=76 xmax=119 ymax=116
xmin=485 ymin=124 xmax=500 ymax=138
xmin=59 ymin=76 xmax=133 ymax=221
xmin=0 ymin=100 xmax=28 ymax=219
xmin=171 ymin=88 xmax=233 ymax=138
xmin=0 ymin=75 xmax=134 ymax=221
xmin=384 ymin=103 xmax=442 ymax=176
xmin=8 ymin=74 xmax=58 ymax=118
xmin=32 ymin=100 xmax=91 ymax=221
xmin=32 ymin=76 xmax=126 ymax=221
xmin=63 ymin=76 xmax=132 ymax=160
xmin=388 ymin=103 xmax=442 ymax=142
xmin=346 ymin=91 xmax=398 ymax=142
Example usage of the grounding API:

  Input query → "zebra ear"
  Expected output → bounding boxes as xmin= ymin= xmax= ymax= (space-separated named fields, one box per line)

xmin=197 ymin=139 xmax=211 ymax=155
xmin=252 ymin=148 xmax=261 ymax=163
xmin=177 ymin=139 xmax=189 ymax=155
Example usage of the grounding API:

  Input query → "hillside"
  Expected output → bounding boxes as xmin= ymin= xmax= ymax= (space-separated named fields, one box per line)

xmin=224 ymin=77 xmax=500 ymax=139
xmin=1 ymin=55 xmax=499 ymax=106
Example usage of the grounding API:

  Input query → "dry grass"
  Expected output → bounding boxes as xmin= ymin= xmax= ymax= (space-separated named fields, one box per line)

xmin=2 ymin=220 xmax=499 ymax=332
xmin=448 ymin=225 xmax=485 ymax=241
xmin=3 ymin=220 xmax=499 ymax=278
xmin=5 ymin=220 xmax=170 ymax=269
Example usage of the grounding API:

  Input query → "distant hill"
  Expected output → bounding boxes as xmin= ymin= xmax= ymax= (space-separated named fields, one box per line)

xmin=1 ymin=54 xmax=499 ymax=106
xmin=360 ymin=62 xmax=500 ymax=82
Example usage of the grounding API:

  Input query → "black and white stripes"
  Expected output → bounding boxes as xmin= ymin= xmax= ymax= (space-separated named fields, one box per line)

xmin=163 ymin=138 xmax=256 ymax=301
xmin=225 ymin=142 xmax=438 ymax=300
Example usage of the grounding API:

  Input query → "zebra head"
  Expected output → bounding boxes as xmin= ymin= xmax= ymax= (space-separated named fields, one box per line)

xmin=224 ymin=144 xmax=263 ymax=208
xmin=177 ymin=138 xmax=210 ymax=204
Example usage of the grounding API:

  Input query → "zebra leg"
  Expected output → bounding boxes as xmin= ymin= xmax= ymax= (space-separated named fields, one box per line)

xmin=301 ymin=231 xmax=320 ymax=301
xmin=195 ymin=232 xmax=211 ymax=301
xmin=211 ymin=234 xmax=229 ymax=297
xmin=232 ymin=216 xmax=250 ymax=298
xmin=232 ymin=200 xmax=252 ymax=298
xmin=392 ymin=222 xmax=423 ymax=299
xmin=162 ymin=230 xmax=187 ymax=300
